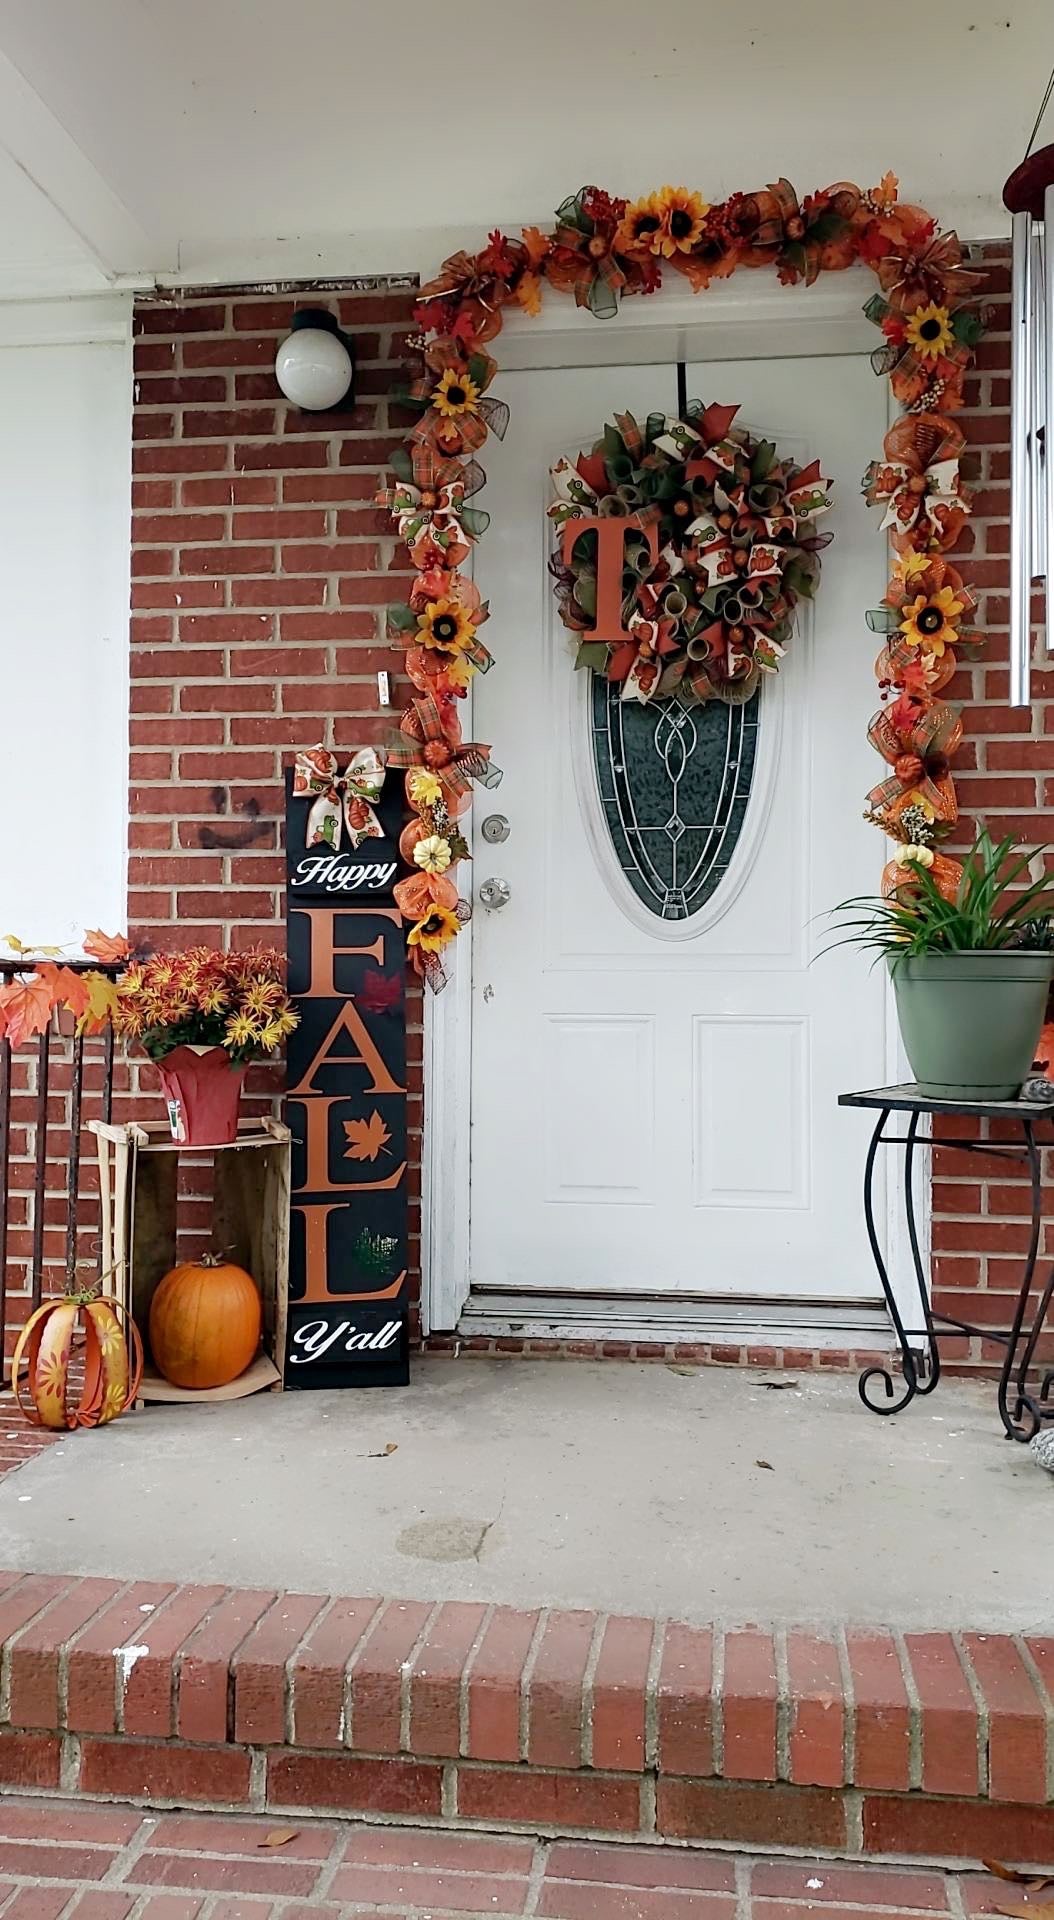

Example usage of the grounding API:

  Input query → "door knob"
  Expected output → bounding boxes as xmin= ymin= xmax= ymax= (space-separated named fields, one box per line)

xmin=479 ymin=876 xmax=511 ymax=910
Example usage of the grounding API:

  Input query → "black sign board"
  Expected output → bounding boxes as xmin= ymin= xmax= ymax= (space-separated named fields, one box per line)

xmin=284 ymin=763 xmax=410 ymax=1388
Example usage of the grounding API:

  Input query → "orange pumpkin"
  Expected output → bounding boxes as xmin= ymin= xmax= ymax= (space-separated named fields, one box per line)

xmin=149 ymin=1253 xmax=261 ymax=1390
xmin=13 ymin=1294 xmax=143 ymax=1430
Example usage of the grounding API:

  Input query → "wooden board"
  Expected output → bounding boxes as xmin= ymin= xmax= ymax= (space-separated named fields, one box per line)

xmin=137 ymin=1352 xmax=281 ymax=1403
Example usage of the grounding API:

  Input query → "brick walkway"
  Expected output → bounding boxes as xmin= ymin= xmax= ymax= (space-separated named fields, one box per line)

xmin=0 ymin=1799 xmax=1028 ymax=1920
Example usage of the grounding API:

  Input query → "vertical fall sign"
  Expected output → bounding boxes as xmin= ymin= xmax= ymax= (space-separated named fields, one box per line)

xmin=284 ymin=765 xmax=410 ymax=1388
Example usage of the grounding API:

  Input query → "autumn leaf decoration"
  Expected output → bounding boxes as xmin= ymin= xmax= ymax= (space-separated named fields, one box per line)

xmin=0 ymin=930 xmax=130 ymax=1044
xmin=343 ymin=1111 xmax=392 ymax=1162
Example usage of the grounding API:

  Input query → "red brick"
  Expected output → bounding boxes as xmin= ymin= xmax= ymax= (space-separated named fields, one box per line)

xmin=526 ymin=1611 xmax=596 ymax=1769
xmin=138 ymin=303 xmax=227 ymax=334
xmin=456 ymin=1766 xmax=641 ymax=1833
xmin=331 ymin=1861 xmax=531 ymax=1911
xmin=0 ymin=1575 xmax=76 ymax=1654
xmin=183 ymin=475 xmax=276 ymax=504
xmin=657 ymin=1778 xmax=847 ymax=1849
xmin=179 ymin=544 xmax=275 ymax=577
xmin=232 ymin=510 xmax=326 ymax=541
xmin=148 ymin=1813 xmax=332 ymax=1857
xmin=786 ymin=1631 xmax=845 ymax=1788
xmin=0 ymin=1842 xmax=119 ymax=1880
xmin=231 ymin=1591 xmax=327 ymax=1745
xmin=547 ymin=1842 xmax=735 ymax=1892
xmin=282 ymin=1597 xmax=380 ymax=1751
xmin=406 ymin=1600 xmax=486 ymax=1758
xmin=862 ymin=1792 xmax=1054 ymax=1861
xmin=903 ymin=1632 xmax=982 ymax=1796
xmin=465 ymin=1606 xmax=538 ymax=1764
xmin=229 ymin=578 xmax=327 ymax=608
xmin=234 ymin=441 xmax=329 ymax=471
xmin=66 ymin=1583 xmax=176 ymax=1734
xmin=0 ymin=1806 xmax=141 ymax=1844
xmin=127 ymin=1855 xmax=319 ymax=1899
xmin=845 ymin=1628 xmax=911 ymax=1791
xmin=347 ymin=1599 xmax=433 ymax=1754
xmin=590 ymin=1615 xmax=654 ymax=1771
xmin=177 ymin=1588 xmax=275 ymax=1743
xmin=79 ymin=1738 xmax=251 ymax=1804
xmin=722 ymin=1630 xmax=778 ymax=1783
xmin=135 ymin=513 xmax=226 ymax=542
xmin=0 ymin=1732 xmax=62 ymax=1789
xmin=283 ymin=474 xmax=381 ymax=503
xmin=266 ymin=1749 xmax=442 ymax=1816
xmin=341 ymin=1825 xmax=534 ymax=1873
xmin=749 ymin=1863 xmax=948 ymax=1905
xmin=4 ymin=1891 xmax=74 ymax=1920
xmin=963 ymin=1633 xmax=1050 ymax=1803
xmin=68 ymin=1897 xmax=136 ymax=1920
xmin=7 ymin=1577 xmax=122 ymax=1728
xmin=657 ymin=1624 xmax=714 ymax=1778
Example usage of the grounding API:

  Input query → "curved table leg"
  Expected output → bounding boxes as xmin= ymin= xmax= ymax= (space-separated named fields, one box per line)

xmin=999 ymin=1121 xmax=1047 ymax=1442
xmin=904 ymin=1110 xmax=941 ymax=1395
xmin=859 ymin=1108 xmax=922 ymax=1416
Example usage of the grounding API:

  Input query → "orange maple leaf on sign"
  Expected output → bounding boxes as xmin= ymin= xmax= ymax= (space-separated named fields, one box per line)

xmin=343 ymin=1111 xmax=392 ymax=1163
xmin=83 ymin=930 xmax=130 ymax=965
xmin=0 ymin=975 xmax=54 ymax=1046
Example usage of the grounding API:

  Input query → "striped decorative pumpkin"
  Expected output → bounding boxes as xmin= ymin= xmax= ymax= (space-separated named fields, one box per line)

xmin=12 ymin=1294 xmax=143 ymax=1430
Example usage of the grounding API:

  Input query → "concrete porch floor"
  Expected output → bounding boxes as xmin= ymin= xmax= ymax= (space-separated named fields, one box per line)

xmin=0 ymin=1357 xmax=1049 ymax=1632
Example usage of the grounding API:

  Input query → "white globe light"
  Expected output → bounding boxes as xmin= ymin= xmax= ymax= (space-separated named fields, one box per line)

xmin=275 ymin=324 xmax=353 ymax=410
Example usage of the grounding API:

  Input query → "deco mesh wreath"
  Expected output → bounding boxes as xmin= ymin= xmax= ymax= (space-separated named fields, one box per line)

xmin=379 ymin=177 xmax=988 ymax=983
xmin=548 ymin=404 xmax=833 ymax=705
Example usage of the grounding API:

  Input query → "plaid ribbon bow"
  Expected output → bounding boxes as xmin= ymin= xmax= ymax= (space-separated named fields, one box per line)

xmin=863 ymin=415 xmax=968 ymax=549
xmin=866 ymin=699 xmax=963 ymax=830
xmin=389 ymin=693 xmax=502 ymax=816
xmin=293 ymin=745 xmax=387 ymax=851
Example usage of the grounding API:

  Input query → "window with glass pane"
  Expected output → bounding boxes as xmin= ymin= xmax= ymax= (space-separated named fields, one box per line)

xmin=590 ymin=680 xmax=760 ymax=921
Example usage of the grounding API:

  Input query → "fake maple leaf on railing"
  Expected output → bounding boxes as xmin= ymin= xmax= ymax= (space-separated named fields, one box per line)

xmin=0 ymin=931 xmax=131 ymax=1047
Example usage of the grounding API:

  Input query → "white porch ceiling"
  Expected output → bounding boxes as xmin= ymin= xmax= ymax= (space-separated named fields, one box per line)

xmin=0 ymin=0 xmax=1047 ymax=297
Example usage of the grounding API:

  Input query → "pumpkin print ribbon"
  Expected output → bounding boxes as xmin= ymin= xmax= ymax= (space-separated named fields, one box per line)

xmin=293 ymin=745 xmax=388 ymax=851
xmin=862 ymin=414 xmax=969 ymax=551
xmin=389 ymin=693 xmax=502 ymax=817
xmin=376 ymin=477 xmax=485 ymax=572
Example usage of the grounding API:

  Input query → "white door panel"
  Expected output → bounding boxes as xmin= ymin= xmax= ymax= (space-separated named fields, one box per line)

xmin=468 ymin=356 xmax=888 ymax=1303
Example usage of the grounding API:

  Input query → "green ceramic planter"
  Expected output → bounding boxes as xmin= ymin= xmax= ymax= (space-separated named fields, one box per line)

xmin=889 ymin=949 xmax=1054 ymax=1101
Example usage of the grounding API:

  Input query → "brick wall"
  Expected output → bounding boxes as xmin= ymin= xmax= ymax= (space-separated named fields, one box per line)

xmin=128 ymin=283 xmax=425 ymax=1318
xmin=924 ymin=243 xmax=1054 ymax=1366
xmin=118 ymin=248 xmax=1048 ymax=1365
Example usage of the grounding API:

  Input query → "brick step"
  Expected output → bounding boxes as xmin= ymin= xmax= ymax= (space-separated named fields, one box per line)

xmin=0 ymin=1573 xmax=1052 ymax=1867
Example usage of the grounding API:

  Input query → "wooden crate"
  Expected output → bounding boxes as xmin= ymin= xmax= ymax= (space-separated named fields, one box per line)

xmin=87 ymin=1116 xmax=291 ymax=1403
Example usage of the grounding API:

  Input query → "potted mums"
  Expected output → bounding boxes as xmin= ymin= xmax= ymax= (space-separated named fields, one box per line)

xmin=832 ymin=832 xmax=1054 ymax=1100
xmin=113 ymin=947 xmax=298 ymax=1145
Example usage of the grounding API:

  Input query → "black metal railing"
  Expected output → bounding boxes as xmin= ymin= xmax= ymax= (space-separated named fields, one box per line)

xmin=0 ymin=959 xmax=120 ymax=1381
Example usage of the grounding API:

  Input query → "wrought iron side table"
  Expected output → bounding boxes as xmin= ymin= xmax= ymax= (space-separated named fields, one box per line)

xmin=839 ymin=1085 xmax=1054 ymax=1441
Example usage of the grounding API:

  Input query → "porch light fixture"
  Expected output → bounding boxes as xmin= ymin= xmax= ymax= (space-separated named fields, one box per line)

xmin=275 ymin=308 xmax=355 ymax=411
xmin=1003 ymin=119 xmax=1054 ymax=707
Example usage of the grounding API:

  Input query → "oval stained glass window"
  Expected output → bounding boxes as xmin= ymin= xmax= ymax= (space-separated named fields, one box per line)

xmin=590 ymin=680 xmax=760 ymax=922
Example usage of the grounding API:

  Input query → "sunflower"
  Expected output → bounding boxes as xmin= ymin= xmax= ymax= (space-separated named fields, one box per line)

xmin=407 ymin=906 xmax=461 ymax=954
xmin=614 ymin=192 xmax=667 ymax=257
xmin=417 ymin=597 xmax=477 ymax=653
xmin=431 ymin=367 xmax=481 ymax=418
xmin=904 ymin=302 xmax=955 ymax=362
xmin=654 ymin=186 xmax=709 ymax=257
xmin=899 ymin=584 xmax=966 ymax=655
xmin=413 ymin=834 xmax=453 ymax=875
xmin=407 ymin=767 xmax=443 ymax=808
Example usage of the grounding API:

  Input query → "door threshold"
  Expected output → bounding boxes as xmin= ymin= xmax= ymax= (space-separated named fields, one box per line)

xmin=457 ymin=1290 xmax=891 ymax=1349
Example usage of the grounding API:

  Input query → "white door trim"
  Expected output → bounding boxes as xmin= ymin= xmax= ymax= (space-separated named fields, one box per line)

xmin=422 ymin=271 xmax=923 ymax=1338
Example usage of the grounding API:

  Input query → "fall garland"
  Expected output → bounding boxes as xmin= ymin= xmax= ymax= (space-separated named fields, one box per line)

xmin=379 ymin=177 xmax=987 ymax=982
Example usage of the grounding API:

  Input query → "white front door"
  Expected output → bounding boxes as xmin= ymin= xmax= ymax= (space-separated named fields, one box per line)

xmin=467 ymin=353 xmax=889 ymax=1309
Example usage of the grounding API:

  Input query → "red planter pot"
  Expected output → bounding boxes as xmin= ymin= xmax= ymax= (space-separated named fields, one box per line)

xmin=153 ymin=1045 xmax=247 ymax=1146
